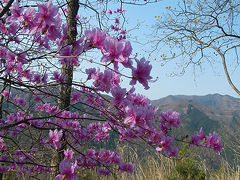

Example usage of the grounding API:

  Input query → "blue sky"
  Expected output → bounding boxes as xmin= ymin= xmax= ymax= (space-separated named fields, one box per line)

xmin=118 ymin=0 xmax=240 ymax=100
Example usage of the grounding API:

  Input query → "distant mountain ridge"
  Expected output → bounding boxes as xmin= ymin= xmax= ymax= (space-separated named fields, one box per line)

xmin=152 ymin=93 xmax=240 ymax=110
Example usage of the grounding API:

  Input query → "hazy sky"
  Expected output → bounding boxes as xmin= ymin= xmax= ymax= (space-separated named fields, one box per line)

xmin=119 ymin=0 xmax=240 ymax=100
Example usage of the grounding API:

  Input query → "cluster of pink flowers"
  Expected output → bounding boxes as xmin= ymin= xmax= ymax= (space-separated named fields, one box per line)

xmin=191 ymin=128 xmax=224 ymax=154
xmin=0 ymin=1 xmax=224 ymax=179
xmin=103 ymin=8 xmax=125 ymax=15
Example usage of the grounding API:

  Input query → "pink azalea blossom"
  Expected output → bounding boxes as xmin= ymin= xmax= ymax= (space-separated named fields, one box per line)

xmin=190 ymin=128 xmax=206 ymax=146
xmin=48 ymin=129 xmax=63 ymax=150
xmin=85 ymin=28 xmax=106 ymax=49
xmin=205 ymin=132 xmax=224 ymax=154
xmin=22 ymin=7 xmax=36 ymax=32
xmin=45 ymin=24 xmax=61 ymax=40
xmin=85 ymin=68 xmax=96 ymax=80
xmin=156 ymin=136 xmax=174 ymax=152
xmin=115 ymin=18 xmax=120 ymax=24
xmin=13 ymin=97 xmax=26 ymax=106
xmin=55 ymin=160 xmax=77 ymax=180
xmin=8 ymin=22 xmax=19 ymax=35
xmin=64 ymin=149 xmax=74 ymax=160
xmin=160 ymin=109 xmax=181 ymax=128
xmin=101 ymin=36 xmax=124 ymax=62
xmin=71 ymin=92 xmax=81 ymax=103
xmin=130 ymin=58 xmax=152 ymax=89
xmin=8 ymin=2 xmax=24 ymax=22
xmin=37 ymin=0 xmax=58 ymax=26
xmin=1 ymin=90 xmax=11 ymax=97
xmin=111 ymin=87 xmax=126 ymax=105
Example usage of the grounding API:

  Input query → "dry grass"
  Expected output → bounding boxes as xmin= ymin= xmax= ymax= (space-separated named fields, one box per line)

xmin=81 ymin=143 xmax=240 ymax=180
xmin=2 ymin=143 xmax=240 ymax=180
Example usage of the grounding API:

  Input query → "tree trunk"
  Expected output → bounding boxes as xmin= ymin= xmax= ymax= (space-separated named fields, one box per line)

xmin=51 ymin=0 xmax=79 ymax=177
xmin=0 ymin=79 xmax=8 ymax=180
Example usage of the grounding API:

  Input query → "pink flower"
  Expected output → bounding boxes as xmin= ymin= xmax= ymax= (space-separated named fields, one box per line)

xmin=110 ymin=152 xmax=121 ymax=165
xmin=9 ymin=2 xmax=24 ymax=22
xmin=130 ymin=58 xmax=152 ymax=89
xmin=99 ymin=150 xmax=112 ymax=164
xmin=24 ymin=7 xmax=36 ymax=22
xmin=205 ymin=132 xmax=224 ymax=154
xmin=111 ymin=87 xmax=126 ymax=105
xmin=160 ymin=109 xmax=181 ymax=128
xmin=121 ymin=29 xmax=126 ymax=34
xmin=64 ymin=149 xmax=74 ymax=160
xmin=1 ymin=90 xmax=11 ymax=97
xmin=115 ymin=18 xmax=120 ymax=24
xmin=13 ymin=97 xmax=26 ymax=106
xmin=117 ymin=40 xmax=132 ymax=62
xmin=90 ymin=69 xmax=120 ymax=93
xmin=0 ymin=154 xmax=8 ymax=161
xmin=37 ymin=0 xmax=58 ymax=26
xmin=55 ymin=160 xmax=77 ymax=180
xmin=190 ymin=128 xmax=206 ymax=146
xmin=190 ymin=134 xmax=202 ymax=146
xmin=48 ymin=129 xmax=63 ymax=150
xmin=45 ymin=24 xmax=61 ymax=41
xmin=71 ymin=92 xmax=81 ymax=103
xmin=156 ymin=136 xmax=174 ymax=152
xmin=85 ymin=68 xmax=96 ymax=80
xmin=101 ymin=36 xmax=124 ymax=62
xmin=85 ymin=28 xmax=106 ymax=49
xmin=32 ymin=74 xmax=41 ymax=84
xmin=8 ymin=22 xmax=19 ymax=35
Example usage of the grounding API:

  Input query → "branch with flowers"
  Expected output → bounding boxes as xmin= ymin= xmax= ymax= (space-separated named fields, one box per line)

xmin=0 ymin=0 xmax=223 ymax=179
